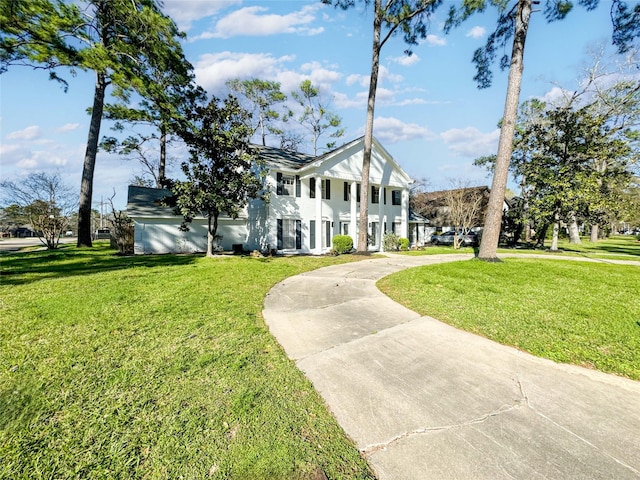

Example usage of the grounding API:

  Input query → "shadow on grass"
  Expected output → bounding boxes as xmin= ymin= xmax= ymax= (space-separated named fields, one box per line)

xmin=0 ymin=244 xmax=200 ymax=286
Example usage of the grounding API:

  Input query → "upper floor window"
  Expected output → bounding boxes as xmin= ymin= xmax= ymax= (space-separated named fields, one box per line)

xmin=277 ymin=173 xmax=300 ymax=197
xmin=310 ymin=178 xmax=331 ymax=199
xmin=371 ymin=186 xmax=380 ymax=204
xmin=344 ymin=182 xmax=361 ymax=202
xmin=392 ymin=190 xmax=402 ymax=206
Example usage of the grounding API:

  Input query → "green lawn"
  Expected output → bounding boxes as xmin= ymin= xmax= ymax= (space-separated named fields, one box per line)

xmin=0 ymin=245 xmax=375 ymax=479
xmin=378 ymin=257 xmax=640 ymax=381
xmin=403 ymin=235 xmax=640 ymax=261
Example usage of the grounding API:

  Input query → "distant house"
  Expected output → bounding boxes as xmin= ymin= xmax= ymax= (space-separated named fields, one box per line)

xmin=126 ymin=136 xmax=429 ymax=255
xmin=412 ymin=186 xmax=491 ymax=231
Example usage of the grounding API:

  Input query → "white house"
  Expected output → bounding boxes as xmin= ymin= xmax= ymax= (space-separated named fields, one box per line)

xmin=126 ymin=136 xmax=429 ymax=255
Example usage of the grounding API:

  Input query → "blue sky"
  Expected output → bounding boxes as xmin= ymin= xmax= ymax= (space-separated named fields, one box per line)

xmin=0 ymin=0 xmax=634 ymax=209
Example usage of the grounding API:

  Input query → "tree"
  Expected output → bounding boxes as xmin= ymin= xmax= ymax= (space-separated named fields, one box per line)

xmin=0 ymin=172 xmax=77 ymax=248
xmin=289 ymin=79 xmax=344 ymax=155
xmin=227 ymin=78 xmax=288 ymax=147
xmin=169 ymin=95 xmax=265 ymax=257
xmin=0 ymin=204 xmax=26 ymax=236
xmin=101 ymin=50 xmax=196 ymax=188
xmin=323 ymin=0 xmax=441 ymax=252
xmin=444 ymin=0 xmax=640 ymax=260
xmin=1 ymin=0 xmax=190 ymax=247
xmin=444 ymin=182 xmax=485 ymax=249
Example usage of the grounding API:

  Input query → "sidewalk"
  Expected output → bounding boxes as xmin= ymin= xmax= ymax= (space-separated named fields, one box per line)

xmin=263 ymin=254 xmax=640 ymax=479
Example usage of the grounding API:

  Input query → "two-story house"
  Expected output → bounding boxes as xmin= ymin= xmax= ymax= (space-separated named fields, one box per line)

xmin=126 ymin=136 xmax=428 ymax=254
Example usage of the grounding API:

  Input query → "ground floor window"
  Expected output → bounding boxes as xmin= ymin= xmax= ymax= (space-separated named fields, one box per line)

xmin=277 ymin=219 xmax=301 ymax=249
xmin=369 ymin=221 xmax=378 ymax=246
xmin=340 ymin=222 xmax=349 ymax=236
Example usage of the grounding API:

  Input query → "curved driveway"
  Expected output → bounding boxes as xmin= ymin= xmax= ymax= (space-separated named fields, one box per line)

xmin=263 ymin=253 xmax=640 ymax=480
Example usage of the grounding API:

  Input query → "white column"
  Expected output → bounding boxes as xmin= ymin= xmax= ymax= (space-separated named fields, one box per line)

xmin=315 ymin=176 xmax=322 ymax=253
xmin=401 ymin=188 xmax=409 ymax=239
xmin=377 ymin=185 xmax=384 ymax=250
xmin=350 ymin=181 xmax=357 ymax=249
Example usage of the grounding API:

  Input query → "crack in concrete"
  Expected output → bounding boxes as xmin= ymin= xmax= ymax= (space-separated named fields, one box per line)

xmin=361 ymin=391 xmax=528 ymax=456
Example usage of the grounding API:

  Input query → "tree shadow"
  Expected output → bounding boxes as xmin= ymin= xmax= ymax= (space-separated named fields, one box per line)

xmin=0 ymin=244 xmax=200 ymax=287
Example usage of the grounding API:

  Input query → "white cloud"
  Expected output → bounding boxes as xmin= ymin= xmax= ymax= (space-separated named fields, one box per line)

xmin=57 ymin=123 xmax=81 ymax=133
xmin=426 ymin=34 xmax=446 ymax=46
xmin=332 ymin=91 xmax=368 ymax=109
xmin=536 ymin=86 xmax=574 ymax=106
xmin=373 ymin=117 xmax=436 ymax=143
xmin=345 ymin=65 xmax=402 ymax=88
xmin=380 ymin=65 xmax=404 ymax=84
xmin=195 ymin=4 xmax=324 ymax=40
xmin=194 ymin=52 xmax=296 ymax=92
xmin=466 ymin=26 xmax=486 ymax=39
xmin=440 ymin=127 xmax=500 ymax=157
xmin=391 ymin=54 xmax=420 ymax=67
xmin=7 ymin=125 xmax=41 ymax=140
xmin=162 ymin=0 xmax=241 ymax=31
xmin=300 ymin=61 xmax=343 ymax=88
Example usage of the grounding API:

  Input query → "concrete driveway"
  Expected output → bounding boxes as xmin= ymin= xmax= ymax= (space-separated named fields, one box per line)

xmin=263 ymin=253 xmax=640 ymax=479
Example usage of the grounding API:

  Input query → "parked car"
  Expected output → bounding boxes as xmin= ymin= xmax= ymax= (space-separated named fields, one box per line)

xmin=430 ymin=230 xmax=478 ymax=246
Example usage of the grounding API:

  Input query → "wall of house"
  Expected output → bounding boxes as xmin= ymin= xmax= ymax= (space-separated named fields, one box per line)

xmin=132 ymin=216 xmax=256 ymax=254
xmin=267 ymin=170 xmax=408 ymax=253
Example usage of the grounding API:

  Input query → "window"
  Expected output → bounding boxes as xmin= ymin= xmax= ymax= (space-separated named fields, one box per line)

xmin=322 ymin=220 xmax=332 ymax=248
xmin=277 ymin=219 xmax=301 ymax=249
xmin=371 ymin=186 xmax=380 ymax=204
xmin=345 ymin=183 xmax=362 ymax=202
xmin=310 ymin=220 xmax=316 ymax=249
xmin=370 ymin=221 xmax=378 ymax=245
xmin=392 ymin=190 xmax=401 ymax=206
xmin=277 ymin=173 xmax=300 ymax=197
xmin=383 ymin=187 xmax=387 ymax=205
xmin=311 ymin=178 xmax=331 ymax=199
xmin=321 ymin=179 xmax=331 ymax=200
xmin=392 ymin=222 xmax=401 ymax=234
xmin=341 ymin=222 xmax=349 ymax=236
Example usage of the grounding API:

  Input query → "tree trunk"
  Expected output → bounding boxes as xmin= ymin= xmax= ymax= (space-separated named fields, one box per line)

xmin=357 ymin=0 xmax=382 ymax=253
xmin=159 ymin=123 xmax=167 ymax=187
xmin=568 ymin=212 xmax=581 ymax=244
xmin=206 ymin=213 xmax=219 ymax=257
xmin=535 ymin=223 xmax=548 ymax=248
xmin=590 ymin=223 xmax=599 ymax=242
xmin=550 ymin=220 xmax=559 ymax=251
xmin=77 ymin=72 xmax=107 ymax=247
xmin=478 ymin=0 xmax=532 ymax=261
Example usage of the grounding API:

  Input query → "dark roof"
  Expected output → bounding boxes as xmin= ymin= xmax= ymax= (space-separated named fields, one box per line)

xmin=409 ymin=210 xmax=429 ymax=223
xmin=253 ymin=145 xmax=316 ymax=170
xmin=126 ymin=185 xmax=174 ymax=216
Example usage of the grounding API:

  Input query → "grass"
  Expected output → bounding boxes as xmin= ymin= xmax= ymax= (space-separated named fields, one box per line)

xmin=378 ymin=257 xmax=640 ymax=381
xmin=400 ymin=235 xmax=640 ymax=262
xmin=0 ymin=245 xmax=375 ymax=479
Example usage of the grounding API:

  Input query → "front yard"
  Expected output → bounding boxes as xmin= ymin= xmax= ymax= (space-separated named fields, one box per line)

xmin=0 ymin=246 xmax=374 ymax=479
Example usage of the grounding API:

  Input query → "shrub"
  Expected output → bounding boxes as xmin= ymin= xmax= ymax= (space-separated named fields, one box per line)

xmin=383 ymin=232 xmax=399 ymax=251
xmin=332 ymin=235 xmax=353 ymax=254
xmin=398 ymin=237 xmax=409 ymax=251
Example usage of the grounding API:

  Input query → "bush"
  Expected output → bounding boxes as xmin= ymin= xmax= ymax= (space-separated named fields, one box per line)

xmin=383 ymin=232 xmax=399 ymax=251
xmin=398 ymin=237 xmax=409 ymax=251
xmin=332 ymin=235 xmax=353 ymax=254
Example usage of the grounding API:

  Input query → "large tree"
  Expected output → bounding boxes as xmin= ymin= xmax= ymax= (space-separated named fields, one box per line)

xmin=227 ymin=78 xmax=288 ymax=147
xmin=169 ymin=95 xmax=265 ymax=257
xmin=0 ymin=171 xmax=77 ymax=249
xmin=323 ymin=0 xmax=441 ymax=252
xmin=445 ymin=0 xmax=640 ymax=260
xmin=0 ymin=0 xmax=189 ymax=247
xmin=289 ymin=79 xmax=344 ymax=155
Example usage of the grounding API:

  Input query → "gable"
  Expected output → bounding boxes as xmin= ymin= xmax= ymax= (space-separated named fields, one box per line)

xmin=299 ymin=137 xmax=411 ymax=188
